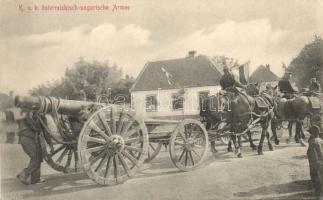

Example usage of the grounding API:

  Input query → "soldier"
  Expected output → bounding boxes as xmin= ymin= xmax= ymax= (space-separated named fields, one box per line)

xmin=16 ymin=111 xmax=44 ymax=185
xmin=307 ymin=125 xmax=323 ymax=199
xmin=219 ymin=66 xmax=244 ymax=91
xmin=278 ymin=71 xmax=298 ymax=99
xmin=309 ymin=78 xmax=321 ymax=96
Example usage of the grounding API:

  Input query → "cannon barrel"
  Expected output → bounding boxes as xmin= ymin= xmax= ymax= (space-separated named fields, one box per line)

xmin=14 ymin=95 xmax=104 ymax=116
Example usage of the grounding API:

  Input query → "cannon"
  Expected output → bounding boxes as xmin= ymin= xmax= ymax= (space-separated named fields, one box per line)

xmin=14 ymin=95 xmax=209 ymax=185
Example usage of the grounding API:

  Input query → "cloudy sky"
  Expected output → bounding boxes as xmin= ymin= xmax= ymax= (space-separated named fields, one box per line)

xmin=0 ymin=0 xmax=322 ymax=94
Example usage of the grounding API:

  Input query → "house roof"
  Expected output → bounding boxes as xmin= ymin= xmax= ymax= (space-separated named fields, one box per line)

xmin=131 ymin=55 xmax=223 ymax=91
xmin=249 ymin=65 xmax=279 ymax=83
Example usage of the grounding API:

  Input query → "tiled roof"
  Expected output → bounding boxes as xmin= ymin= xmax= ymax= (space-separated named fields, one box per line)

xmin=249 ymin=65 xmax=279 ymax=83
xmin=131 ymin=55 xmax=222 ymax=91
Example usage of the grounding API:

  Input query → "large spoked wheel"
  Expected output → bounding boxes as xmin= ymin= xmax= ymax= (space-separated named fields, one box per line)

xmin=78 ymin=106 xmax=149 ymax=185
xmin=144 ymin=142 xmax=163 ymax=163
xmin=169 ymin=119 xmax=209 ymax=171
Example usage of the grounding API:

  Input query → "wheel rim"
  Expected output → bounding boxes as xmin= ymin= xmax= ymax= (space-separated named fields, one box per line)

xmin=78 ymin=106 xmax=148 ymax=185
xmin=170 ymin=119 xmax=208 ymax=171
xmin=144 ymin=142 xmax=162 ymax=163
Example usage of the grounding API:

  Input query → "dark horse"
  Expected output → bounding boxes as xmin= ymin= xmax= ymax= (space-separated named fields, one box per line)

xmin=271 ymin=92 xmax=321 ymax=145
xmin=200 ymin=83 xmax=275 ymax=157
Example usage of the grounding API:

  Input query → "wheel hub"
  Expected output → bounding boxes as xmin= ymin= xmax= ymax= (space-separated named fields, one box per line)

xmin=107 ymin=135 xmax=125 ymax=153
xmin=184 ymin=138 xmax=195 ymax=151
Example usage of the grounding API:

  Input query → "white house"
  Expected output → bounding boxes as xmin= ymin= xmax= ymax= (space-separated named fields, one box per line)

xmin=130 ymin=51 xmax=223 ymax=120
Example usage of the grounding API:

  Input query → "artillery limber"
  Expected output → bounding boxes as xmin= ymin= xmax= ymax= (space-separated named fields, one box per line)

xmin=14 ymin=95 xmax=209 ymax=185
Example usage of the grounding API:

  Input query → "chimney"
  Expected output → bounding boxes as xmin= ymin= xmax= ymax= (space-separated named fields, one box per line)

xmin=188 ymin=50 xmax=196 ymax=58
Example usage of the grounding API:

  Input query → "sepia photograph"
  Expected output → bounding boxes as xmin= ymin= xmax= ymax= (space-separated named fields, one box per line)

xmin=0 ymin=0 xmax=322 ymax=199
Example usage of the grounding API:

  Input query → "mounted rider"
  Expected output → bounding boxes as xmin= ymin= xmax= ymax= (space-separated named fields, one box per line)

xmin=278 ymin=71 xmax=298 ymax=99
xmin=219 ymin=66 xmax=245 ymax=93
xmin=309 ymin=78 xmax=321 ymax=96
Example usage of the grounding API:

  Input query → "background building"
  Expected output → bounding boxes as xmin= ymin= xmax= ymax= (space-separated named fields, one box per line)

xmin=130 ymin=51 xmax=223 ymax=120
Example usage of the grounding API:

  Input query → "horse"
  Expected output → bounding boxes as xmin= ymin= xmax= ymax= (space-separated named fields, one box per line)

xmin=200 ymin=83 xmax=275 ymax=157
xmin=270 ymin=89 xmax=312 ymax=146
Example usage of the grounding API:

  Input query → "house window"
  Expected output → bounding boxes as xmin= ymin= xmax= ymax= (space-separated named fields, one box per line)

xmin=146 ymin=95 xmax=157 ymax=112
xmin=172 ymin=93 xmax=184 ymax=110
xmin=199 ymin=91 xmax=209 ymax=111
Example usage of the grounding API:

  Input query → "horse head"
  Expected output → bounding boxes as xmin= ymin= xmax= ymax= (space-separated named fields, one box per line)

xmin=246 ymin=82 xmax=260 ymax=96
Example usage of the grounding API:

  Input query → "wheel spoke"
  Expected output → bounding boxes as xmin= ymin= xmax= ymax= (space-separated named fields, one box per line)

xmin=122 ymin=118 xmax=135 ymax=134
xmin=191 ymin=149 xmax=201 ymax=160
xmin=149 ymin=143 xmax=156 ymax=151
xmin=178 ymin=131 xmax=187 ymax=142
xmin=124 ymin=137 xmax=142 ymax=144
xmin=104 ymin=156 xmax=113 ymax=178
xmin=117 ymin=110 xmax=126 ymax=135
xmin=50 ymin=145 xmax=65 ymax=156
xmin=185 ymin=151 xmax=188 ymax=166
xmin=89 ymin=150 xmax=106 ymax=165
xmin=111 ymin=107 xmax=117 ymax=134
xmin=194 ymin=144 xmax=204 ymax=149
xmin=56 ymin=147 xmax=69 ymax=163
xmin=124 ymin=145 xmax=143 ymax=153
xmin=84 ymin=135 xmax=107 ymax=144
xmin=178 ymin=149 xmax=186 ymax=162
xmin=123 ymin=126 xmax=141 ymax=139
xmin=174 ymin=141 xmax=185 ymax=146
xmin=74 ymin=150 xmax=79 ymax=172
xmin=98 ymin=112 xmax=112 ymax=136
xmin=189 ymin=151 xmax=195 ymax=165
xmin=113 ymin=156 xmax=120 ymax=181
xmin=121 ymin=150 xmax=138 ymax=167
xmin=64 ymin=149 xmax=72 ymax=170
xmin=89 ymin=121 xmax=110 ymax=141
xmin=117 ymin=152 xmax=132 ymax=177
xmin=95 ymin=153 xmax=109 ymax=172
xmin=86 ymin=145 xmax=106 ymax=154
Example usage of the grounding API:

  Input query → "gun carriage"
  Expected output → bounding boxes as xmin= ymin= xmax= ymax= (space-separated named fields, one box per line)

xmin=14 ymin=95 xmax=209 ymax=185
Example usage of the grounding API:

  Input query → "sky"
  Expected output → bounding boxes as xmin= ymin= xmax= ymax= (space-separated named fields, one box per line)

xmin=0 ymin=0 xmax=322 ymax=94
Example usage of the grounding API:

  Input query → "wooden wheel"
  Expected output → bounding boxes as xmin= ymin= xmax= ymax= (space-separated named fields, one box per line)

xmin=41 ymin=140 xmax=80 ymax=173
xmin=144 ymin=142 xmax=162 ymax=163
xmin=169 ymin=119 xmax=208 ymax=171
xmin=39 ymin=114 xmax=80 ymax=173
xmin=78 ymin=106 xmax=148 ymax=185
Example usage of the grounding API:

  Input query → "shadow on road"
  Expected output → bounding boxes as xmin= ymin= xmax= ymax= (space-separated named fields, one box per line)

xmin=234 ymin=180 xmax=315 ymax=200
xmin=1 ymin=172 xmax=103 ymax=199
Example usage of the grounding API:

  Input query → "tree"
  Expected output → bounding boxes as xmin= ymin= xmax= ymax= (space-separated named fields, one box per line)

xmin=30 ymin=80 xmax=61 ymax=96
xmin=211 ymin=55 xmax=240 ymax=70
xmin=29 ymin=58 xmax=134 ymax=102
xmin=288 ymin=36 xmax=323 ymax=90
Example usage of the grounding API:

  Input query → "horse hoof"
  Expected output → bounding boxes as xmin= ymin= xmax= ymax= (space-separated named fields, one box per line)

xmin=269 ymin=147 xmax=274 ymax=151
xmin=258 ymin=151 xmax=264 ymax=155
xmin=237 ymin=153 xmax=243 ymax=158
xmin=275 ymin=140 xmax=280 ymax=145
xmin=227 ymin=148 xmax=233 ymax=152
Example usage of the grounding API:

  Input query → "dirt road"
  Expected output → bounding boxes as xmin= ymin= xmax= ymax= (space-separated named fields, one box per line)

xmin=0 ymin=136 xmax=315 ymax=200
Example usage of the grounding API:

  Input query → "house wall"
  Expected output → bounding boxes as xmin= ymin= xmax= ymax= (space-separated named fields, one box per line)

xmin=131 ymin=85 xmax=221 ymax=120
